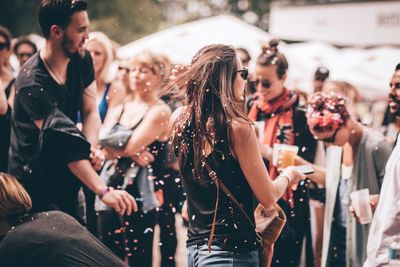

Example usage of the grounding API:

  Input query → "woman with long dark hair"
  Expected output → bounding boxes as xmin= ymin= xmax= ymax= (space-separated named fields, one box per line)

xmin=169 ymin=44 xmax=305 ymax=266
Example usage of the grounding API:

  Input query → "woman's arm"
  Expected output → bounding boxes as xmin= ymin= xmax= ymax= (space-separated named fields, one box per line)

xmin=231 ymin=121 xmax=305 ymax=209
xmin=112 ymin=104 xmax=172 ymax=157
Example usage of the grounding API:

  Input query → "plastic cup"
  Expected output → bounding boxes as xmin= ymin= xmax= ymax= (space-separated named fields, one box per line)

xmin=254 ymin=121 xmax=265 ymax=142
xmin=273 ymin=144 xmax=299 ymax=168
xmin=350 ymin=188 xmax=373 ymax=225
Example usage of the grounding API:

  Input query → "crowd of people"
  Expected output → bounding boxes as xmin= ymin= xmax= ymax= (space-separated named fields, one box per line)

xmin=0 ymin=1 xmax=399 ymax=267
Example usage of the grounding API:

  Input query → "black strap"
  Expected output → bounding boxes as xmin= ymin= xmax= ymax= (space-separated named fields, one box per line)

xmin=117 ymin=104 xmax=125 ymax=122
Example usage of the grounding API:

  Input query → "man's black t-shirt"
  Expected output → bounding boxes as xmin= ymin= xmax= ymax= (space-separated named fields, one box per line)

xmin=8 ymin=51 xmax=95 ymax=218
xmin=0 ymin=211 xmax=126 ymax=267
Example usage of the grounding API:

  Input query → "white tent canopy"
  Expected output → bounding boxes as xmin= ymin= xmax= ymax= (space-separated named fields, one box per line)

xmin=117 ymin=15 xmax=399 ymax=99
xmin=117 ymin=14 xmax=272 ymax=65
xmin=280 ymin=42 xmax=399 ymax=99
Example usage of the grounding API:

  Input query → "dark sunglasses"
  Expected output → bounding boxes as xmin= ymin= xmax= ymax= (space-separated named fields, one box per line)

xmin=17 ymin=52 xmax=34 ymax=58
xmin=390 ymin=83 xmax=400 ymax=89
xmin=236 ymin=68 xmax=248 ymax=80
xmin=249 ymin=79 xmax=272 ymax=89
xmin=322 ymin=127 xmax=340 ymax=143
xmin=0 ymin=42 xmax=8 ymax=50
xmin=118 ymin=66 xmax=130 ymax=72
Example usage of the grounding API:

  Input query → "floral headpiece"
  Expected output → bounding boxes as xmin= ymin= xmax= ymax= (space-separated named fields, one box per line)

xmin=306 ymin=93 xmax=349 ymax=133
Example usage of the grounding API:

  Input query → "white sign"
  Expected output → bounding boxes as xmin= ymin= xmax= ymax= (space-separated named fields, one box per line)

xmin=269 ymin=1 xmax=400 ymax=46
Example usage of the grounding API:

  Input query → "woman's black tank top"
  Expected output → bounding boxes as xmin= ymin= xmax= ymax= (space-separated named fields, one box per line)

xmin=180 ymin=131 xmax=259 ymax=252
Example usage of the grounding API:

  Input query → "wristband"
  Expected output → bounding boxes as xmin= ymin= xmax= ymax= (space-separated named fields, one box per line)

xmin=279 ymin=173 xmax=292 ymax=187
xmin=98 ymin=187 xmax=111 ymax=200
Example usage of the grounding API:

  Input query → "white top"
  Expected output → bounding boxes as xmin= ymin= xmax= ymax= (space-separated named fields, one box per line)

xmin=364 ymin=139 xmax=400 ymax=267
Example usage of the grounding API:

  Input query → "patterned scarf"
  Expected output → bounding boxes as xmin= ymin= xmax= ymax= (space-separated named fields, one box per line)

xmin=249 ymin=88 xmax=298 ymax=203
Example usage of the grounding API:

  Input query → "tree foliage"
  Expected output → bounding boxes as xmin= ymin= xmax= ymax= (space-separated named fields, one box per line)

xmin=0 ymin=0 xmax=320 ymax=45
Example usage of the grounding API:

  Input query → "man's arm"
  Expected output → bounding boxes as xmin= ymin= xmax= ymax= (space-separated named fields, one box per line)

xmin=81 ymin=81 xmax=101 ymax=146
xmin=81 ymin=81 xmax=104 ymax=170
xmin=68 ymin=159 xmax=137 ymax=215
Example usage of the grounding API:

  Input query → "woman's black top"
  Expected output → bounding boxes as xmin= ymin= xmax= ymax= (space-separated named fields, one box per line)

xmin=112 ymin=113 xmax=167 ymax=212
xmin=180 ymin=131 xmax=259 ymax=252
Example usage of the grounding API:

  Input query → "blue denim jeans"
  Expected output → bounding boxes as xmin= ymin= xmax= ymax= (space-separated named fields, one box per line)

xmin=187 ymin=244 xmax=259 ymax=267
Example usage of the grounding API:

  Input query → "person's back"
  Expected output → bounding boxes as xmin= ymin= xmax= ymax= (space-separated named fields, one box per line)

xmin=181 ymin=133 xmax=258 ymax=252
xmin=0 ymin=211 xmax=126 ymax=267
xmin=169 ymin=44 xmax=306 ymax=267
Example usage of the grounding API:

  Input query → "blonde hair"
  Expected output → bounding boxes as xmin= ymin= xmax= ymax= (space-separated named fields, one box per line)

xmin=130 ymin=50 xmax=170 ymax=80
xmin=0 ymin=173 xmax=32 ymax=222
xmin=87 ymin=31 xmax=114 ymax=83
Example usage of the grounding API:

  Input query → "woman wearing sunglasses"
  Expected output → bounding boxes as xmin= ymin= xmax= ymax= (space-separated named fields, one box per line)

xmin=305 ymin=92 xmax=392 ymax=267
xmin=247 ymin=39 xmax=318 ymax=266
xmin=168 ymin=44 xmax=305 ymax=266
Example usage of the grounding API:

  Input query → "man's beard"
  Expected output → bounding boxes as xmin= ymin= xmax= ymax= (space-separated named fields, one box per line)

xmin=389 ymin=92 xmax=400 ymax=117
xmin=61 ymin=34 xmax=84 ymax=58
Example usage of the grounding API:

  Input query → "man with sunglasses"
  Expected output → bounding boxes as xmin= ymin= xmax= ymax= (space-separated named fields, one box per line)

xmin=8 ymin=0 xmax=137 ymax=224
xmin=305 ymin=92 xmax=392 ymax=267
xmin=362 ymin=64 xmax=400 ymax=267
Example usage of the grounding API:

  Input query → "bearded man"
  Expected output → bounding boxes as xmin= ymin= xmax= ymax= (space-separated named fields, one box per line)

xmin=8 ymin=0 xmax=136 ymax=222
xmin=362 ymin=64 xmax=400 ymax=267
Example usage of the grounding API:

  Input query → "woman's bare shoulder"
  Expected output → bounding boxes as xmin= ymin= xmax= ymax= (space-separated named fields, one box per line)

xmin=144 ymin=101 xmax=172 ymax=123
xmin=230 ymin=119 xmax=254 ymax=139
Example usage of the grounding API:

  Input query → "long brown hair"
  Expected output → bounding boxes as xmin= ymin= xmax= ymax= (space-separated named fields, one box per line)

xmin=167 ymin=44 xmax=252 ymax=181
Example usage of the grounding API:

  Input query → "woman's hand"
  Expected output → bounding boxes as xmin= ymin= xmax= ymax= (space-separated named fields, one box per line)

xmin=90 ymin=147 xmax=105 ymax=171
xmin=281 ymin=166 xmax=306 ymax=186
xmin=131 ymin=150 xmax=155 ymax=167
xmin=102 ymin=148 xmax=118 ymax=160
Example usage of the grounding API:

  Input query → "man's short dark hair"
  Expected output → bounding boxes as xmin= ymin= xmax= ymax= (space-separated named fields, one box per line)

xmin=39 ymin=0 xmax=88 ymax=38
xmin=395 ymin=63 xmax=400 ymax=71
xmin=0 ymin=25 xmax=12 ymax=50
xmin=13 ymin=37 xmax=38 ymax=55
